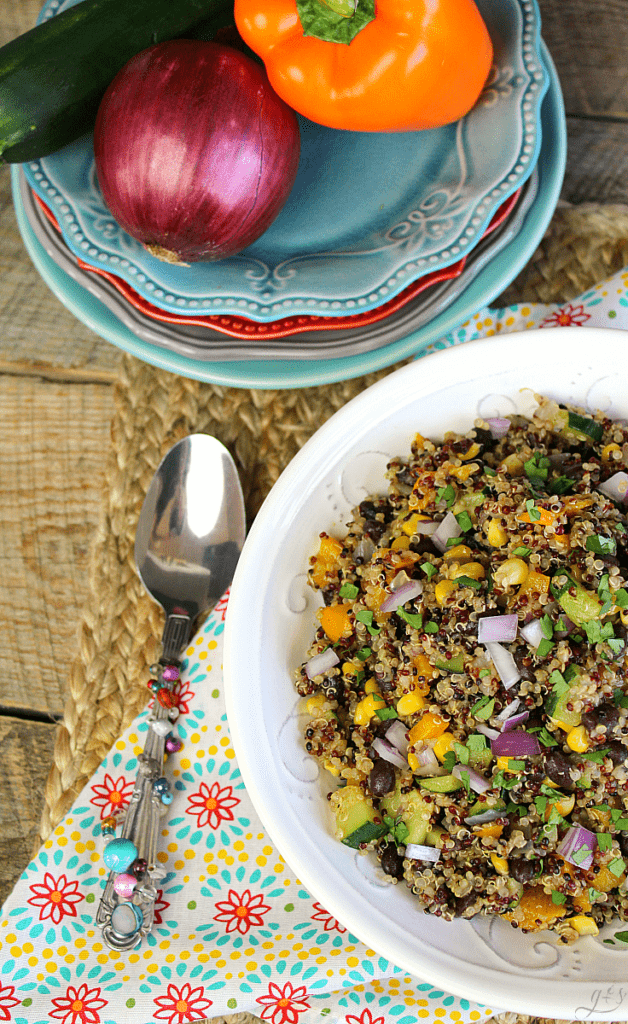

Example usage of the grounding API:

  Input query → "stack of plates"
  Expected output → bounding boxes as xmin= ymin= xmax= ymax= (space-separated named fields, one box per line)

xmin=13 ymin=0 xmax=566 ymax=389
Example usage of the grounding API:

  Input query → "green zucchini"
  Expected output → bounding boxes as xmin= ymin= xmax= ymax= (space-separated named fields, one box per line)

xmin=0 ymin=0 xmax=232 ymax=163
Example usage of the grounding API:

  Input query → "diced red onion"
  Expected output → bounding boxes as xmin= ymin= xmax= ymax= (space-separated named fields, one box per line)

xmin=491 ymin=729 xmax=541 ymax=758
xmin=385 ymin=720 xmax=409 ymax=756
xmin=496 ymin=699 xmax=520 ymax=723
xmin=432 ymin=512 xmax=462 ymax=553
xmin=415 ymin=521 xmax=438 ymax=536
xmin=380 ymin=580 xmax=423 ymax=613
xmin=464 ymin=808 xmax=504 ymax=825
xmin=305 ymin=648 xmax=340 ymax=680
xmin=404 ymin=843 xmax=441 ymax=863
xmin=371 ymin=737 xmax=408 ymax=771
xmin=501 ymin=710 xmax=530 ymax=732
xmin=476 ymin=723 xmax=500 ymax=740
xmin=484 ymin=641 xmax=521 ymax=690
xmin=410 ymin=743 xmax=443 ymax=777
xmin=452 ymin=763 xmax=491 ymax=794
xmin=598 ymin=471 xmax=628 ymax=504
xmin=486 ymin=417 xmax=511 ymax=439
xmin=519 ymin=618 xmax=544 ymax=649
xmin=556 ymin=823 xmax=597 ymax=871
xmin=478 ymin=614 xmax=519 ymax=644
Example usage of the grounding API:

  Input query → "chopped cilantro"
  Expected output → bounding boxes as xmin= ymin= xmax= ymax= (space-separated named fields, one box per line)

xmin=611 ymin=808 xmax=623 ymax=823
xmin=493 ymin=771 xmax=520 ymax=791
xmin=396 ymin=608 xmax=423 ymax=629
xmin=455 ymin=511 xmax=473 ymax=533
xmin=356 ymin=646 xmax=372 ymax=661
xmin=455 ymin=575 xmax=481 ymax=589
xmin=596 ymin=833 xmax=613 ymax=852
xmin=540 ymin=614 xmax=554 ymax=639
xmin=614 ymin=688 xmax=628 ymax=709
xmin=472 ymin=696 xmax=495 ymax=721
xmin=525 ymin=498 xmax=541 ymax=522
xmin=442 ymin=750 xmax=456 ymax=772
xmin=547 ymin=806 xmax=565 ymax=827
xmin=609 ymin=857 xmax=626 ymax=877
xmin=356 ymin=609 xmax=382 ymax=637
xmin=513 ymin=545 xmax=531 ymax=557
xmin=340 ymin=581 xmax=359 ymax=599
xmin=616 ymin=818 xmax=628 ymax=831
xmin=608 ymin=637 xmax=625 ymax=655
xmin=423 ymin=621 xmax=439 ymax=633
xmin=454 ymin=742 xmax=470 ymax=765
xmin=505 ymin=801 xmax=527 ymax=816
xmin=484 ymin=466 xmax=497 ymax=477
xmin=479 ymin=669 xmax=491 ymax=678
xmin=466 ymin=734 xmax=487 ymax=754
xmin=458 ymin=769 xmax=471 ymax=794
xmin=572 ymin=847 xmax=592 ymax=866
xmin=586 ymin=534 xmax=617 ymax=556
xmin=538 ymin=727 xmax=558 ymax=747
xmin=588 ymin=887 xmax=605 ymax=901
xmin=375 ymin=707 xmax=398 ymax=721
xmin=552 ymin=475 xmax=574 ymax=495
xmin=536 ymin=638 xmax=554 ymax=658
xmin=567 ymin=410 xmax=603 ymax=442
xmin=446 ymin=536 xmax=463 ymax=548
xmin=582 ymin=749 xmax=610 ymax=763
xmin=598 ymin=574 xmax=612 ymax=599
xmin=551 ymin=891 xmax=566 ymax=905
xmin=524 ymin=453 xmax=550 ymax=483
xmin=438 ymin=484 xmax=456 ymax=508
xmin=421 ymin=562 xmax=437 ymax=578
xmin=583 ymin=619 xmax=615 ymax=644
xmin=506 ymin=759 xmax=526 ymax=771
xmin=615 ymin=931 xmax=628 ymax=943
xmin=615 ymin=588 xmax=628 ymax=609
xmin=564 ymin=664 xmax=579 ymax=683
xmin=549 ymin=669 xmax=568 ymax=692
xmin=535 ymin=795 xmax=548 ymax=815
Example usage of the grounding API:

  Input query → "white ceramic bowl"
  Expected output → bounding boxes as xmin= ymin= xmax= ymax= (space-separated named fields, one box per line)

xmin=224 ymin=327 xmax=628 ymax=1019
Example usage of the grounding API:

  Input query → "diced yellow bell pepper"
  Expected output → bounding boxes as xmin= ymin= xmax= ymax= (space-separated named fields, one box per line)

xmin=311 ymin=535 xmax=343 ymax=587
xmin=435 ymin=580 xmax=455 ymax=605
xmin=443 ymin=543 xmax=473 ymax=562
xmin=602 ymin=443 xmax=621 ymax=462
xmin=391 ymin=535 xmax=411 ymax=550
xmin=487 ymin=519 xmax=508 ymax=547
xmin=566 ymin=725 xmax=589 ymax=752
xmin=451 ymin=561 xmax=485 ymax=580
xmin=396 ymin=691 xmax=426 ymax=716
xmin=306 ymin=694 xmax=327 ymax=716
xmin=408 ymin=712 xmax=449 ymax=742
xmin=568 ymin=915 xmax=599 ymax=936
xmin=364 ymin=678 xmax=380 ymax=695
xmin=400 ymin=512 xmax=431 ymax=536
xmin=413 ymin=653 xmax=436 ymax=682
xmin=433 ymin=731 xmax=456 ymax=762
xmin=319 ymin=603 xmax=352 ymax=642
xmin=354 ymin=693 xmax=386 ymax=725
xmin=518 ymin=570 xmax=550 ymax=597
xmin=490 ymin=853 xmax=509 ymax=875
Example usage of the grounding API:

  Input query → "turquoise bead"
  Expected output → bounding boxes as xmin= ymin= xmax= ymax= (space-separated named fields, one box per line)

xmin=103 ymin=837 xmax=138 ymax=873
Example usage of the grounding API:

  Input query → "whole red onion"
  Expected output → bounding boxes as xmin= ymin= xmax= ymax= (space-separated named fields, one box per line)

xmin=93 ymin=40 xmax=301 ymax=263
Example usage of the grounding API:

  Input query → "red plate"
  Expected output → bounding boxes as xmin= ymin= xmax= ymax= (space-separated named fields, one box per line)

xmin=35 ymin=189 xmax=520 ymax=340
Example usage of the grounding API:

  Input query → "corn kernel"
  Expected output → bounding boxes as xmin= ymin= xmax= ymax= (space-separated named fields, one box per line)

xmin=567 ymin=725 xmax=589 ymax=753
xmin=569 ymin=915 xmax=599 ymax=936
xmin=413 ymin=653 xmax=436 ymax=681
xmin=451 ymin=561 xmax=485 ymax=580
xmin=621 ymin=608 xmax=628 ymax=627
xmin=400 ymin=512 xmax=430 ymax=536
xmin=407 ymin=751 xmax=420 ymax=773
xmin=490 ymin=854 xmax=509 ymax=875
xmin=493 ymin=557 xmax=529 ymax=588
xmin=364 ymin=678 xmax=380 ymax=695
xmin=306 ymin=694 xmax=327 ymax=716
xmin=487 ymin=518 xmax=508 ymax=547
xmin=542 ymin=776 xmax=560 ymax=789
xmin=342 ymin=661 xmax=358 ymax=676
xmin=391 ymin=535 xmax=411 ymax=550
xmin=433 ymin=732 xmax=456 ymax=762
xmin=443 ymin=544 xmax=473 ymax=562
xmin=396 ymin=691 xmax=426 ymax=717
xmin=354 ymin=693 xmax=385 ymax=726
xmin=475 ymin=823 xmax=503 ymax=839
xmin=459 ymin=442 xmax=481 ymax=461
xmin=323 ymin=760 xmax=341 ymax=777
xmin=602 ymin=442 xmax=621 ymax=462
xmin=496 ymin=756 xmax=522 ymax=773
xmin=499 ymin=453 xmax=524 ymax=476
xmin=435 ymin=580 xmax=455 ymax=605
xmin=545 ymin=793 xmax=575 ymax=819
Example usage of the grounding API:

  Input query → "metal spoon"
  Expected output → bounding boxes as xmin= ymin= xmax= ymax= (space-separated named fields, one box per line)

xmin=96 ymin=434 xmax=246 ymax=950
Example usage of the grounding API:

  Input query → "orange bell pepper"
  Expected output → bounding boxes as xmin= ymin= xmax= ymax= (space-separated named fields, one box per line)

xmin=234 ymin=0 xmax=493 ymax=133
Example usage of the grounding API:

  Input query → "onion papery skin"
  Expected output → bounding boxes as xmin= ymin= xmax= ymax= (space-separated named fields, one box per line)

xmin=93 ymin=40 xmax=301 ymax=263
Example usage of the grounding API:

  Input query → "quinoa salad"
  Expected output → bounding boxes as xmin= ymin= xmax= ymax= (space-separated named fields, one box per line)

xmin=294 ymin=395 xmax=628 ymax=943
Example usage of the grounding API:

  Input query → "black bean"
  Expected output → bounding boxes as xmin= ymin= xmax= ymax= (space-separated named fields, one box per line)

xmin=379 ymin=842 xmax=404 ymax=879
xmin=606 ymin=741 xmax=628 ymax=765
xmin=513 ymin=646 xmax=536 ymax=682
xmin=543 ymin=749 xmax=576 ymax=790
xmin=582 ymin=702 xmax=621 ymax=735
xmin=453 ymin=891 xmax=481 ymax=918
xmin=410 ymin=536 xmax=439 ymax=556
xmin=368 ymin=758 xmax=396 ymax=797
xmin=509 ymin=857 xmax=542 ymax=883
xmin=471 ymin=427 xmax=496 ymax=451
xmin=619 ymin=833 xmax=628 ymax=858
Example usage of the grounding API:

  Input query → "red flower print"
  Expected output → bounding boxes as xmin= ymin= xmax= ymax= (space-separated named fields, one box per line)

xmin=311 ymin=901 xmax=347 ymax=933
xmin=153 ymin=983 xmax=213 ymax=1023
xmin=89 ymin=773 xmax=134 ymax=819
xmin=345 ymin=1011 xmax=386 ymax=1024
xmin=541 ymin=303 xmax=591 ymax=328
xmin=185 ymin=780 xmax=240 ymax=829
xmin=0 ymin=983 xmax=20 ymax=1021
xmin=256 ymin=982 xmax=310 ymax=1024
xmin=213 ymin=888 xmax=271 ymax=934
xmin=149 ymin=678 xmax=195 ymax=716
xmin=214 ymin=589 xmax=230 ymax=621
xmin=49 ymin=983 xmax=107 ymax=1024
xmin=153 ymin=889 xmax=170 ymax=926
xmin=27 ymin=872 xmax=84 ymax=924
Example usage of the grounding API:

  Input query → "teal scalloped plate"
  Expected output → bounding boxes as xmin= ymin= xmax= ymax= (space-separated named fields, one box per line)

xmin=21 ymin=0 xmax=548 ymax=322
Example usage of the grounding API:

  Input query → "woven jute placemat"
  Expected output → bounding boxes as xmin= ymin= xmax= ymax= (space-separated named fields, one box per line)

xmin=39 ymin=201 xmax=628 ymax=1024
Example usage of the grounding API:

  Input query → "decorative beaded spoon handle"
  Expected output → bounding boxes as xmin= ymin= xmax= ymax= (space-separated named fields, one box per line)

xmin=95 ymin=435 xmax=246 ymax=951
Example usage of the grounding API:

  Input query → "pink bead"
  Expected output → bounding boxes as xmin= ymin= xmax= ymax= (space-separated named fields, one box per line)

xmin=162 ymin=666 xmax=180 ymax=682
xmin=113 ymin=872 xmax=137 ymax=898
xmin=165 ymin=736 xmax=183 ymax=753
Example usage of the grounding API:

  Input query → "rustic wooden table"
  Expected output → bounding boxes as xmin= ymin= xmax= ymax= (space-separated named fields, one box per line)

xmin=1 ymin=0 xmax=628 ymax=910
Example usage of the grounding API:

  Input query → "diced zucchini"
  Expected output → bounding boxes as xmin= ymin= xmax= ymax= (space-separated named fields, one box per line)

xmin=434 ymin=654 xmax=465 ymax=673
xmin=469 ymin=745 xmax=493 ymax=771
xmin=565 ymin=411 xmax=604 ymax=443
xmin=466 ymin=796 xmax=506 ymax=818
xmin=330 ymin=787 xmax=387 ymax=849
xmin=419 ymin=774 xmax=462 ymax=793
xmin=380 ymin=782 xmax=433 ymax=845
xmin=552 ymin=575 xmax=602 ymax=626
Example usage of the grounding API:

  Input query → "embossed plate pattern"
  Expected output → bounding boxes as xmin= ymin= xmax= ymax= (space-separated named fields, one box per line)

xmin=224 ymin=328 xmax=628 ymax=1019
xmin=22 ymin=0 xmax=548 ymax=321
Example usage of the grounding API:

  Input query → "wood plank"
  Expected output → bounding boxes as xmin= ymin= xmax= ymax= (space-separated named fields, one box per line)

xmin=0 ymin=715 xmax=56 ymax=908
xmin=0 ymin=375 xmax=113 ymax=716
xmin=538 ymin=0 xmax=628 ymax=118
xmin=563 ymin=117 xmax=628 ymax=204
